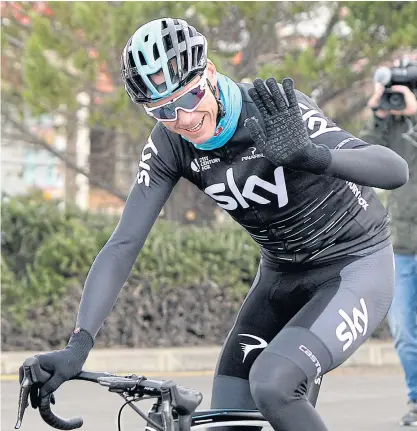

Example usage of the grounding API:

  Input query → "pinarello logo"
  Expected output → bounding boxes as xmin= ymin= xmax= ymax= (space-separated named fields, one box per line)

xmin=214 ymin=126 xmax=223 ymax=137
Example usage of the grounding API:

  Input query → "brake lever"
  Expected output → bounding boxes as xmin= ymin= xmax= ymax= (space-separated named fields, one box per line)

xmin=15 ymin=357 xmax=52 ymax=429
xmin=15 ymin=374 xmax=30 ymax=429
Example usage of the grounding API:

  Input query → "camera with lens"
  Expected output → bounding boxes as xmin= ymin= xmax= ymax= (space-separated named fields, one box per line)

xmin=374 ymin=61 xmax=417 ymax=111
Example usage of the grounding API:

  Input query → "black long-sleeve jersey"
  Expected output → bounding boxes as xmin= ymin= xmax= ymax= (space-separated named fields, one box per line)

xmin=77 ymin=83 xmax=399 ymax=336
xmin=131 ymin=84 xmax=390 ymax=264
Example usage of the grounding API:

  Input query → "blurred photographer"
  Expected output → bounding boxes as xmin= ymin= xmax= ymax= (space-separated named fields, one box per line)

xmin=361 ymin=59 xmax=417 ymax=427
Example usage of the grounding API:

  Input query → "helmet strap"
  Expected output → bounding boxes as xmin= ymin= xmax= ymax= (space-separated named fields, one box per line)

xmin=207 ymin=79 xmax=226 ymax=123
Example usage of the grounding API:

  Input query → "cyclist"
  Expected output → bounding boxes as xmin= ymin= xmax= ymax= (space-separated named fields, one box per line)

xmin=21 ymin=18 xmax=409 ymax=431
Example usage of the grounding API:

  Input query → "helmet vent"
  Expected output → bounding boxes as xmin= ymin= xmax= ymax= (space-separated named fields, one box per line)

xmin=144 ymin=34 xmax=149 ymax=42
xmin=153 ymin=43 xmax=160 ymax=60
xmin=163 ymin=34 xmax=173 ymax=51
xmin=149 ymin=70 xmax=167 ymax=93
xmin=161 ymin=20 xmax=168 ymax=30
xmin=138 ymin=51 xmax=147 ymax=66
xmin=127 ymin=51 xmax=136 ymax=68
xmin=177 ymin=30 xmax=185 ymax=43
xmin=197 ymin=46 xmax=203 ymax=64
xmin=181 ymin=52 xmax=188 ymax=72
xmin=168 ymin=59 xmax=179 ymax=83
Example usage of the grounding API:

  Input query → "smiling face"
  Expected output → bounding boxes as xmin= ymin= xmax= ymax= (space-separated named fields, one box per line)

xmin=146 ymin=60 xmax=219 ymax=145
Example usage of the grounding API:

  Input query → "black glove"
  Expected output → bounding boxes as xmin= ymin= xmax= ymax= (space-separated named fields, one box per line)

xmin=245 ymin=77 xmax=332 ymax=174
xmin=19 ymin=329 xmax=93 ymax=401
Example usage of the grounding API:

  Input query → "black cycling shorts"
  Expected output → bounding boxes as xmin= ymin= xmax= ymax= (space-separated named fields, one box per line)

xmin=211 ymin=244 xmax=394 ymax=409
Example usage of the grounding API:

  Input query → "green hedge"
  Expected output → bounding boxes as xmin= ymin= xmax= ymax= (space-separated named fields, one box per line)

xmin=1 ymin=192 xmax=260 ymax=326
xmin=1 ymin=192 xmax=390 ymax=350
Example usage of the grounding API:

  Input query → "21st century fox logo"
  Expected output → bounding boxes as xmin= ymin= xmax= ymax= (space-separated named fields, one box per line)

xmin=191 ymin=156 xmax=220 ymax=172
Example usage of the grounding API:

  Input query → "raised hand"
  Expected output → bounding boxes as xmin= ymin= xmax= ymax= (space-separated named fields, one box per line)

xmin=245 ymin=77 xmax=331 ymax=174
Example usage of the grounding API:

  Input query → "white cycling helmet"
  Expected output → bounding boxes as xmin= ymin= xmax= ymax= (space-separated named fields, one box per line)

xmin=121 ymin=18 xmax=208 ymax=104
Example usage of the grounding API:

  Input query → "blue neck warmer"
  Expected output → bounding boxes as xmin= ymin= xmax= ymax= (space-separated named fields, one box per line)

xmin=183 ymin=73 xmax=243 ymax=151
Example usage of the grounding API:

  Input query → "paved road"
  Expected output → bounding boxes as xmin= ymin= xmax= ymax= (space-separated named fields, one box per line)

xmin=2 ymin=366 xmax=407 ymax=431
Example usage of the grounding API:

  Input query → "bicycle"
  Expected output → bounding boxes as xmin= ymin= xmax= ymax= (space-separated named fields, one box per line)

xmin=15 ymin=356 xmax=322 ymax=431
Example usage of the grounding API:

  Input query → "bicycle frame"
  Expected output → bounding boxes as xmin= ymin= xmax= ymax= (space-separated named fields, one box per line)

xmin=191 ymin=410 xmax=268 ymax=429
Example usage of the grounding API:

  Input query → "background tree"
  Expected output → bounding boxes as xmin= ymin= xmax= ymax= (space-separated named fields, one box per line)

xmin=2 ymin=1 xmax=416 ymax=218
xmin=258 ymin=2 xmax=417 ymax=131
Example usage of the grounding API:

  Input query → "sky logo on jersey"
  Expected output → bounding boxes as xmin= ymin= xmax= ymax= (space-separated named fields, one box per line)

xmin=204 ymin=166 xmax=289 ymax=210
xmin=298 ymin=103 xmax=341 ymax=138
xmin=191 ymin=156 xmax=221 ymax=172
xmin=335 ymin=298 xmax=368 ymax=352
xmin=346 ymin=181 xmax=369 ymax=210
xmin=137 ymin=137 xmax=158 ymax=187
xmin=241 ymin=146 xmax=264 ymax=162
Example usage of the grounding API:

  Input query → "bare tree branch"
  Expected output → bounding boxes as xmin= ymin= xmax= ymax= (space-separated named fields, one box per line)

xmin=317 ymin=47 xmax=397 ymax=107
xmin=317 ymin=84 xmax=354 ymax=107
xmin=1 ymin=107 xmax=127 ymax=201
xmin=333 ymin=96 xmax=369 ymax=125
xmin=314 ymin=4 xmax=341 ymax=57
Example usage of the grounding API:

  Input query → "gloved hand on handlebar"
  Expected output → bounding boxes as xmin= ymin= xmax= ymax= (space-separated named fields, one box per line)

xmin=19 ymin=328 xmax=94 ymax=401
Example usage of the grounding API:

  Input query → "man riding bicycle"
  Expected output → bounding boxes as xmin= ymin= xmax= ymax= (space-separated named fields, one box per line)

xmin=21 ymin=18 xmax=409 ymax=431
